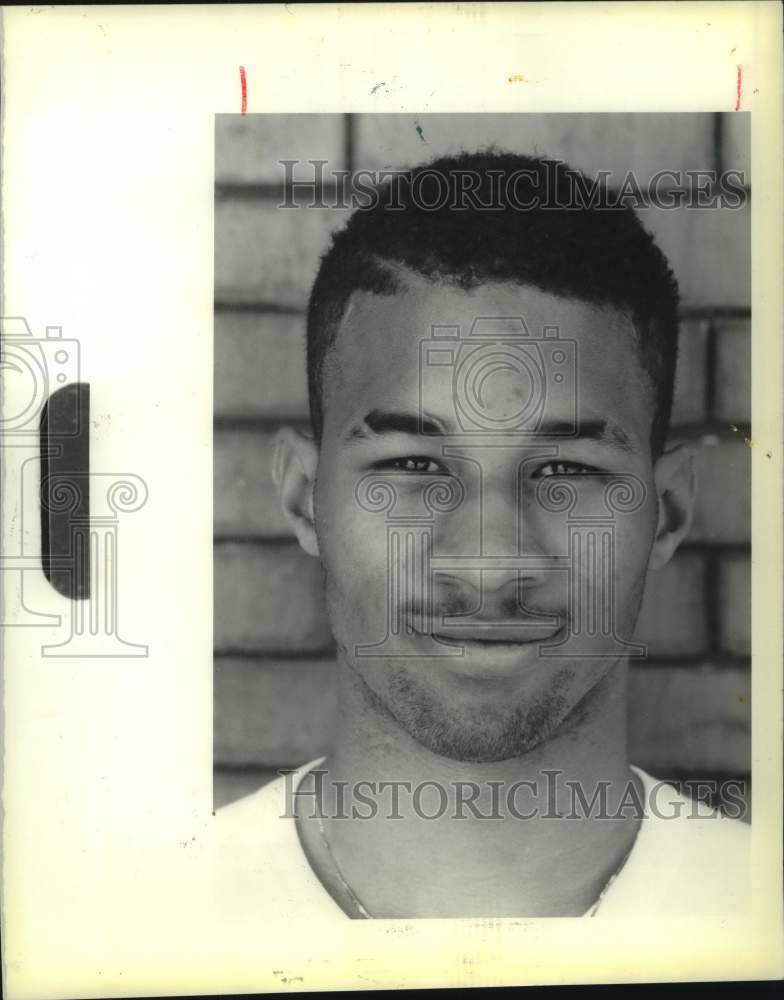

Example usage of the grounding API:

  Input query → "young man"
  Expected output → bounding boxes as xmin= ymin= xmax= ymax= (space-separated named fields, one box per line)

xmin=215 ymin=152 xmax=749 ymax=919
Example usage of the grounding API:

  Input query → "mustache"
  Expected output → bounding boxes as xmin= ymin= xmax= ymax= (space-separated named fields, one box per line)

xmin=399 ymin=594 xmax=562 ymax=625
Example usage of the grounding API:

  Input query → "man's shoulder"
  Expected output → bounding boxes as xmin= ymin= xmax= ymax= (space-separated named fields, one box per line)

xmin=599 ymin=766 xmax=752 ymax=916
xmin=215 ymin=778 xmax=280 ymax=836
xmin=209 ymin=760 xmax=343 ymax=919
xmin=215 ymin=764 xmax=312 ymax=843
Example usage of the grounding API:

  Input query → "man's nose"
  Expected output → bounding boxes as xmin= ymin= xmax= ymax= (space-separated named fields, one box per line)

xmin=432 ymin=569 xmax=557 ymax=628
xmin=431 ymin=469 xmax=554 ymax=602
xmin=477 ymin=470 xmax=530 ymax=557
xmin=431 ymin=448 xmax=554 ymax=558
xmin=435 ymin=472 xmax=545 ymax=556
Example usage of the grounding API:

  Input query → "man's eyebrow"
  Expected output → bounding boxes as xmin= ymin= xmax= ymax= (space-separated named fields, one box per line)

xmin=345 ymin=409 xmax=446 ymax=440
xmin=537 ymin=419 xmax=637 ymax=452
xmin=344 ymin=411 xmax=638 ymax=451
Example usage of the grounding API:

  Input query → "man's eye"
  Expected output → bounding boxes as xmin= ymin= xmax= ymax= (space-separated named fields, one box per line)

xmin=533 ymin=461 xmax=600 ymax=478
xmin=381 ymin=456 xmax=446 ymax=474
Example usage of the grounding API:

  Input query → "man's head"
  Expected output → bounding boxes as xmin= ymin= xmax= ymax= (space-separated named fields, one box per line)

xmin=274 ymin=151 xmax=695 ymax=763
xmin=306 ymin=151 xmax=680 ymax=458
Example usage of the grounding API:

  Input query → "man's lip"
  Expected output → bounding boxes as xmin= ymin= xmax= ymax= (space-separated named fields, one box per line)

xmin=411 ymin=622 xmax=563 ymax=644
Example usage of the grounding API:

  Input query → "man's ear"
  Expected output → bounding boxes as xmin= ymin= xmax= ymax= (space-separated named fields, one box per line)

xmin=271 ymin=426 xmax=320 ymax=558
xmin=649 ymin=443 xmax=697 ymax=570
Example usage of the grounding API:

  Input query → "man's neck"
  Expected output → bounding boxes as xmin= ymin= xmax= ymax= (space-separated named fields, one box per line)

xmin=295 ymin=660 xmax=642 ymax=918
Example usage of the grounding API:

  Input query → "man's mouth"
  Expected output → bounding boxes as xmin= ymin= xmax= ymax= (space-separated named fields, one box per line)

xmin=409 ymin=619 xmax=564 ymax=646
xmin=433 ymin=630 xmax=562 ymax=647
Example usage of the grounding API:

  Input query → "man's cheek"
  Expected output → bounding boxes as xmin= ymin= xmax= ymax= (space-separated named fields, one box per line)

xmin=610 ymin=527 xmax=652 ymax=629
xmin=322 ymin=518 xmax=392 ymax=630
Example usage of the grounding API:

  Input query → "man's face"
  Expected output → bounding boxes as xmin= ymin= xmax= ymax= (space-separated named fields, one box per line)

xmin=313 ymin=278 xmax=661 ymax=762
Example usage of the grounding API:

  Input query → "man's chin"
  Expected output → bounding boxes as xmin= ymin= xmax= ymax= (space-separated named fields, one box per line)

xmin=341 ymin=647 xmax=598 ymax=761
xmin=380 ymin=672 xmax=569 ymax=763
xmin=397 ymin=711 xmax=562 ymax=764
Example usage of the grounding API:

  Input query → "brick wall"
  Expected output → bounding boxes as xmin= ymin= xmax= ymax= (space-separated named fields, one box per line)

xmin=214 ymin=114 xmax=751 ymax=816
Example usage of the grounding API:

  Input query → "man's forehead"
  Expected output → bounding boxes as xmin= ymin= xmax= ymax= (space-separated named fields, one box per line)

xmin=334 ymin=280 xmax=637 ymax=353
xmin=325 ymin=280 xmax=647 ymax=411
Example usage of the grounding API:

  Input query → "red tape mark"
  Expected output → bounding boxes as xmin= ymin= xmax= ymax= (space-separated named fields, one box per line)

xmin=735 ymin=65 xmax=742 ymax=111
xmin=240 ymin=66 xmax=247 ymax=115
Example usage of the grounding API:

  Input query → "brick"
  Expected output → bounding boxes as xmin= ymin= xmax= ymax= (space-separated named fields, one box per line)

xmin=713 ymin=318 xmax=750 ymax=424
xmin=214 ymin=426 xmax=297 ymax=538
xmin=214 ymin=656 xmax=337 ymax=767
xmin=637 ymin=202 xmax=750 ymax=310
xmin=721 ymin=113 xmax=750 ymax=184
xmin=717 ymin=553 xmax=750 ymax=657
xmin=684 ymin=435 xmax=751 ymax=544
xmin=214 ymin=542 xmax=332 ymax=652
xmin=633 ymin=552 xmax=707 ymax=656
xmin=214 ymin=311 xmax=309 ymax=420
xmin=670 ymin=319 xmax=708 ymax=425
xmin=215 ymin=197 xmax=350 ymax=308
xmin=214 ymin=767 xmax=278 ymax=809
xmin=353 ymin=113 xmax=715 ymax=185
xmin=628 ymin=663 xmax=750 ymax=774
xmin=216 ymin=114 xmax=346 ymax=185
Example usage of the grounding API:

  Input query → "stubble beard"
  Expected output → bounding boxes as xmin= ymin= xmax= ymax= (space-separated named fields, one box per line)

xmin=338 ymin=644 xmax=581 ymax=763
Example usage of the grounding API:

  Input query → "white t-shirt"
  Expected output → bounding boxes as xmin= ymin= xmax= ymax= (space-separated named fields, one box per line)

xmin=212 ymin=758 xmax=750 ymax=919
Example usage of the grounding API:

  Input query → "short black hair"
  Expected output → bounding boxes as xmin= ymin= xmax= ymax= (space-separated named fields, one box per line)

xmin=306 ymin=150 xmax=680 ymax=456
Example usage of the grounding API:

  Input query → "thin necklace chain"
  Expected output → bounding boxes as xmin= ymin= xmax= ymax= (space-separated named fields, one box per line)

xmin=583 ymin=839 xmax=636 ymax=917
xmin=316 ymin=810 xmax=373 ymax=918
xmin=315 ymin=810 xmax=636 ymax=920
